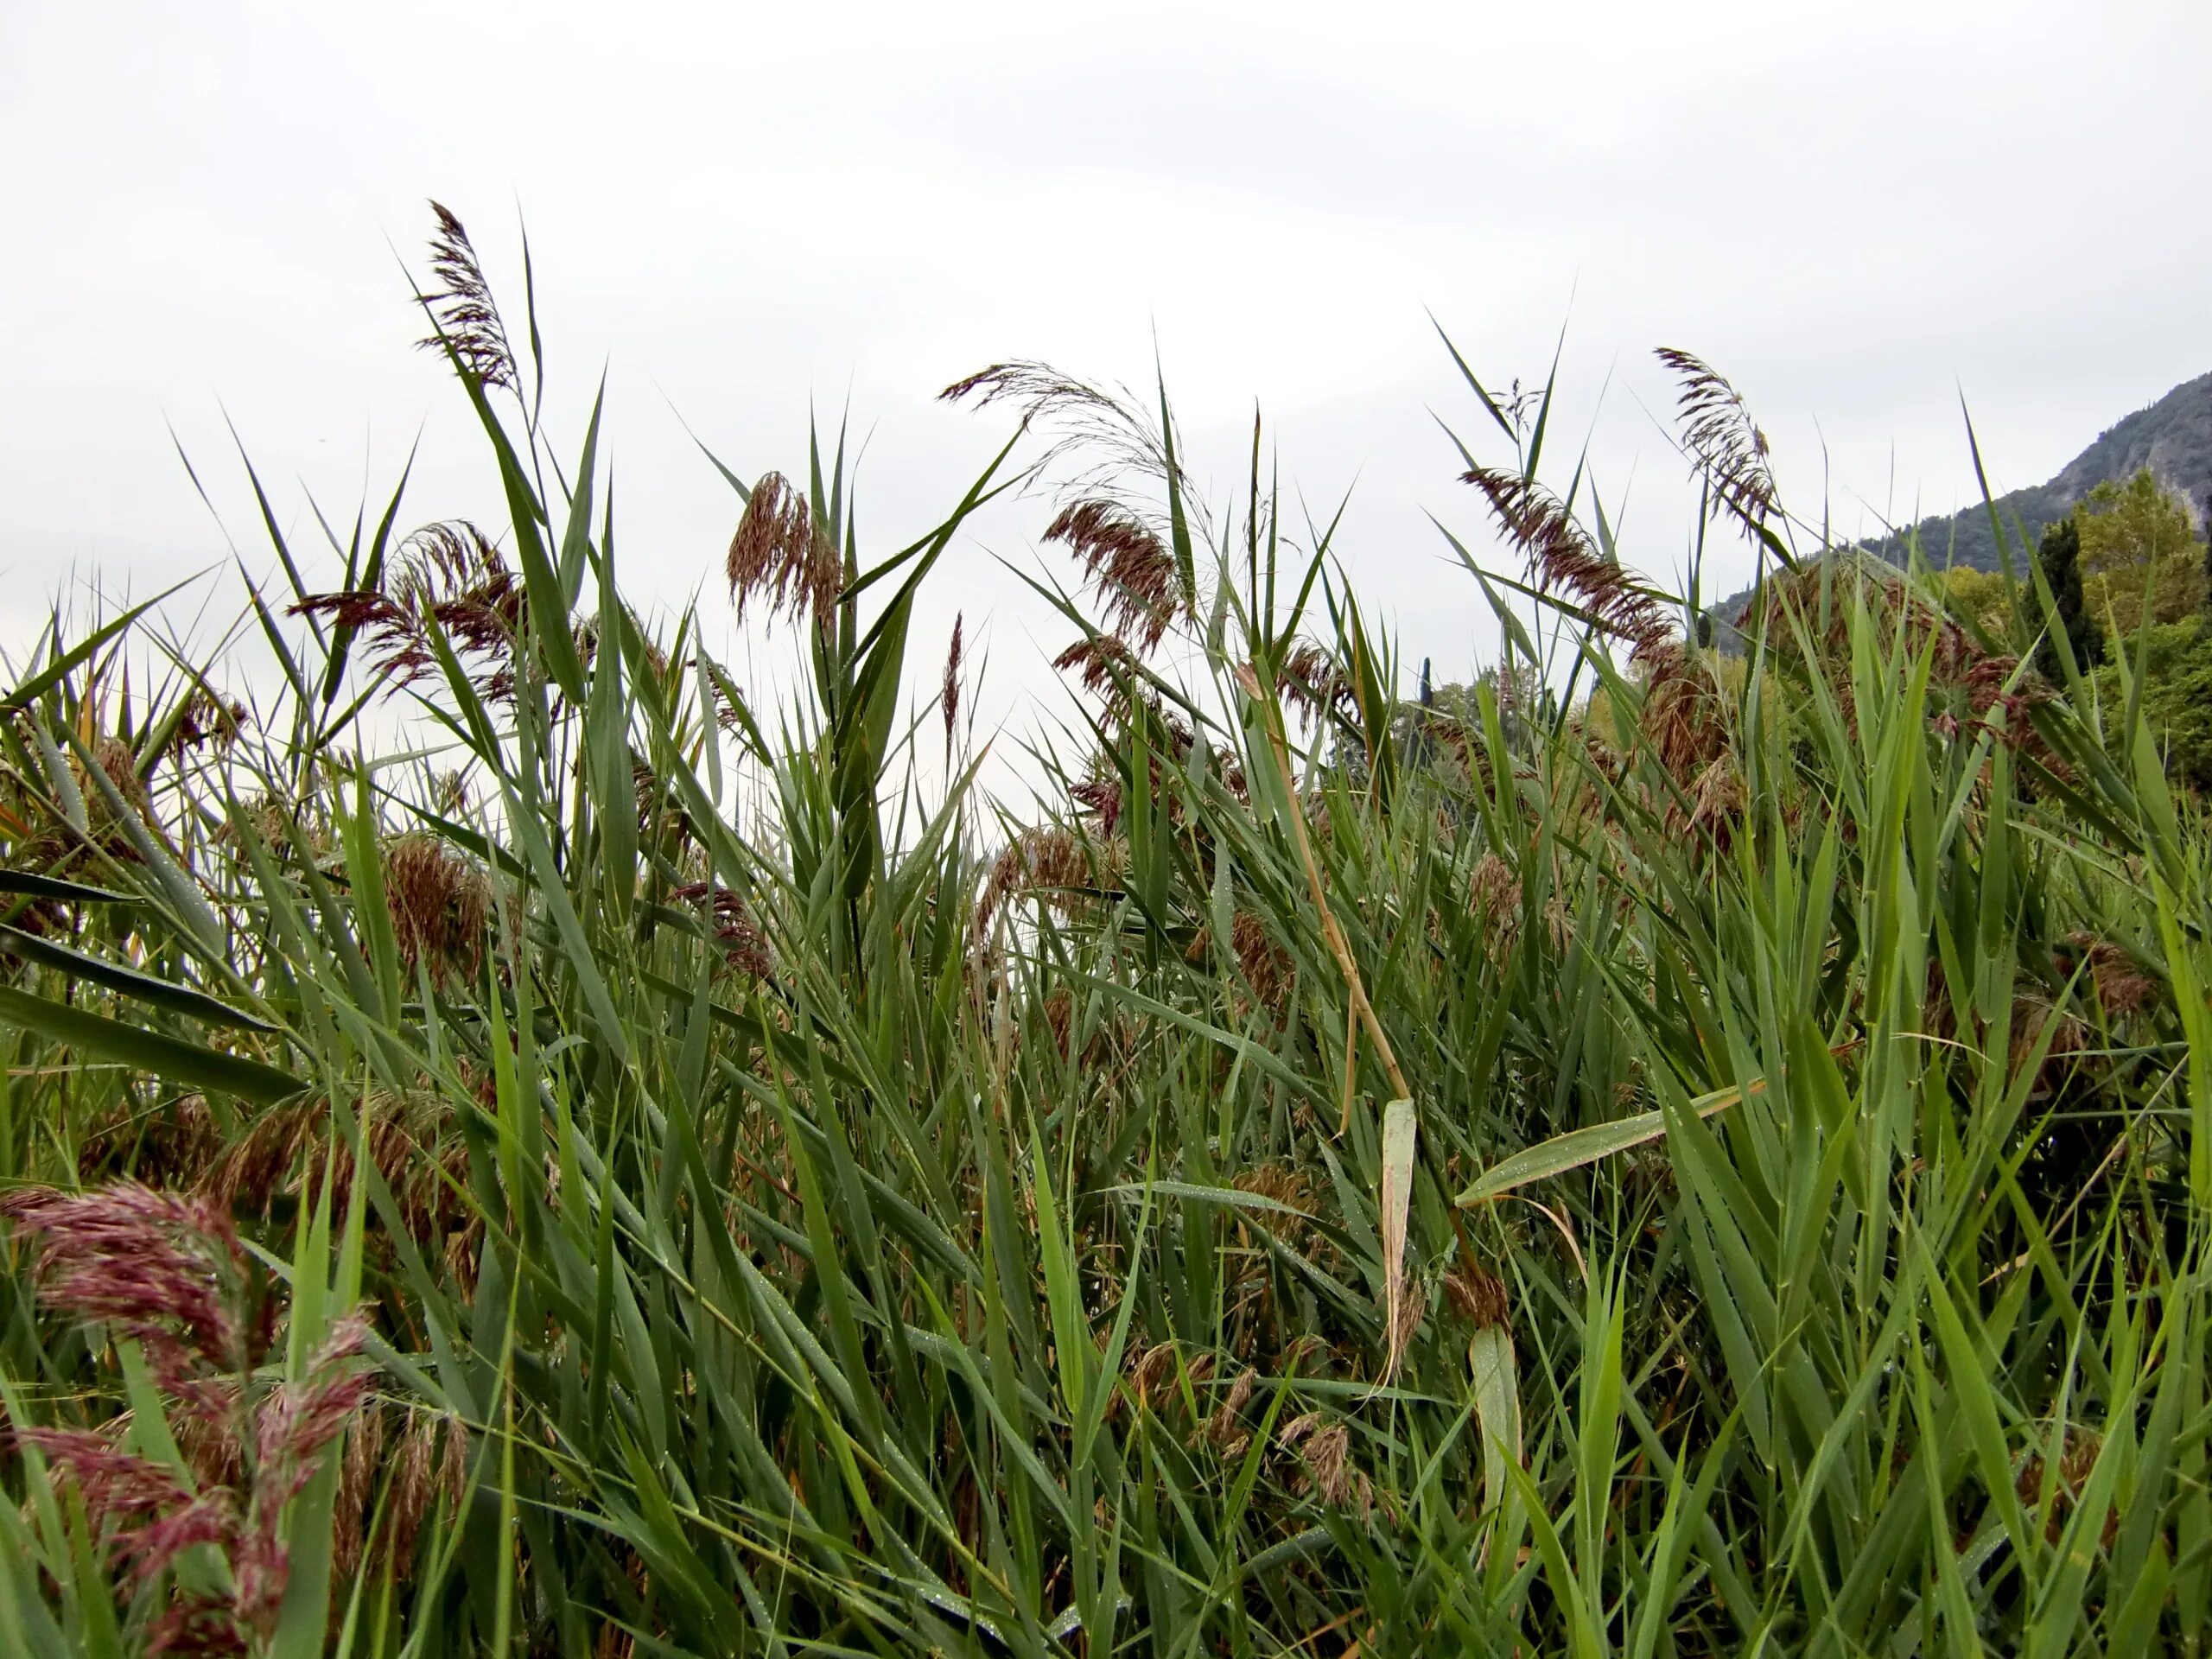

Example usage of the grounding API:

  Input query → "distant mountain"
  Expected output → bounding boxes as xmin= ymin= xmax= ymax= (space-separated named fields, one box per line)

xmin=1713 ymin=369 xmax=2212 ymax=631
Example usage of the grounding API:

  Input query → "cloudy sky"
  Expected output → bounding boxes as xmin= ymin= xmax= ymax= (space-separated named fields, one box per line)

xmin=4 ymin=0 xmax=2208 ymax=757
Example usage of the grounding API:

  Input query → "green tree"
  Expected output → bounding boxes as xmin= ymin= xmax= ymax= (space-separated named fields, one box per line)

xmin=2078 ymin=467 xmax=2207 ymax=637
xmin=2031 ymin=514 xmax=2102 ymax=679
xmin=2095 ymin=615 xmax=2212 ymax=789
xmin=1942 ymin=564 xmax=2016 ymax=642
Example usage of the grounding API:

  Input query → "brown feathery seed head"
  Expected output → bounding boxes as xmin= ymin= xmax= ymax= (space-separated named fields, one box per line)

xmin=1053 ymin=633 xmax=1141 ymax=702
xmin=1389 ymin=1276 xmax=1429 ymax=1358
xmin=76 ymin=735 xmax=151 ymax=826
xmin=215 ymin=792 xmax=310 ymax=859
xmin=4 ymin=1186 xmax=381 ymax=1648
xmin=1461 ymin=467 xmax=1675 ymax=660
xmin=1222 ymin=1368 xmax=1256 ymax=1416
xmin=431 ymin=768 xmax=471 ymax=816
xmin=671 ymin=880 xmax=772 ymax=978
xmin=1637 ymin=645 xmax=1731 ymax=783
xmin=1279 ymin=640 xmax=1352 ymax=726
xmin=631 ymin=759 xmax=663 ymax=835
xmin=1069 ymin=777 xmax=1124 ymax=836
xmin=1294 ymin=1421 xmax=1360 ymax=1509
xmin=443 ymin=1221 xmax=483 ymax=1296
xmin=435 ymin=1406 xmax=470 ymax=1512
xmin=976 ymin=825 xmax=1111 ymax=935
xmin=391 ymin=523 xmax=520 ymax=633
xmin=77 ymin=1091 xmax=222 ymax=1188
xmin=2060 ymin=932 xmax=2158 ymax=1018
xmin=937 ymin=360 xmax=1213 ymax=549
xmin=1752 ymin=567 xmax=2060 ymax=769
xmin=943 ymin=613 xmax=964 ymax=749
xmin=1045 ymin=499 xmax=1183 ymax=652
xmin=0 ymin=1182 xmax=263 ymax=1389
xmin=1233 ymin=1163 xmax=1310 ymax=1228
xmin=1542 ymin=891 xmax=1577 ymax=954
xmin=2009 ymin=1001 xmax=2089 ymax=1094
xmin=162 ymin=690 xmax=246 ymax=758
xmin=382 ymin=832 xmax=492 ymax=986
xmin=1654 ymin=347 xmax=1780 ymax=538
xmin=938 ymin=363 xmax=1020 ymax=406
xmin=416 ymin=201 xmax=518 ymax=391
xmin=334 ymin=1404 xmax=387 ymax=1579
xmin=2017 ymin=1427 xmax=2112 ymax=1544
xmin=1460 ymin=470 xmax=1732 ymax=786
xmin=1686 ymin=753 xmax=1748 ymax=849
xmin=1468 ymin=853 xmax=1523 ymax=957
xmin=116 ymin=1492 xmax=237 ymax=1592
xmin=1123 ymin=1344 xmax=1215 ymax=1416
xmin=1230 ymin=910 xmax=1292 ymax=1010
xmin=1443 ymin=1267 xmax=1511 ymax=1332
xmin=145 ymin=1594 xmax=250 ymax=1656
xmin=6 ymin=1424 xmax=199 ymax=1535
xmin=1041 ymin=987 xmax=1075 ymax=1058
xmin=383 ymin=1407 xmax=468 ymax=1567
xmin=1204 ymin=1370 xmax=1258 ymax=1453
xmin=168 ymin=1402 xmax=247 ymax=1493
xmin=728 ymin=473 xmax=838 ymax=631
xmin=200 ymin=1089 xmax=468 ymax=1251
xmin=1126 ymin=1342 xmax=1179 ymax=1406
xmin=252 ymin=1315 xmax=374 ymax=1479
xmin=293 ymin=521 xmax=524 ymax=704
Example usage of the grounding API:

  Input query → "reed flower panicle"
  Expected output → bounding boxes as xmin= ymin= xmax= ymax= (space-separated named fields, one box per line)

xmin=1655 ymin=346 xmax=1780 ymax=540
xmin=1 ymin=1183 xmax=263 ymax=1409
xmin=1 ymin=1182 xmax=377 ymax=1653
xmin=382 ymin=830 xmax=493 ymax=985
xmin=728 ymin=472 xmax=839 ymax=630
xmin=416 ymin=200 xmax=518 ymax=392
xmin=292 ymin=521 xmax=525 ymax=701
xmin=942 ymin=612 xmax=964 ymax=752
xmin=1045 ymin=499 xmax=1184 ymax=652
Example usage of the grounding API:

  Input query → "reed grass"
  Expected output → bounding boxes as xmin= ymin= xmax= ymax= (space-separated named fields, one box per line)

xmin=0 ymin=206 xmax=2205 ymax=1656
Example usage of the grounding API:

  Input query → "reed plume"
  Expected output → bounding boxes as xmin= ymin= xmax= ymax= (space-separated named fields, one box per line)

xmin=1278 ymin=639 xmax=1351 ymax=726
xmin=941 ymin=359 xmax=1213 ymax=588
xmin=1463 ymin=463 xmax=1728 ymax=783
xmin=1654 ymin=346 xmax=1779 ymax=539
xmin=1462 ymin=467 xmax=1675 ymax=656
xmin=942 ymin=612 xmax=964 ymax=752
xmin=975 ymin=825 xmax=1114 ymax=936
xmin=938 ymin=361 xmax=1184 ymax=504
xmin=292 ymin=520 xmax=524 ymax=701
xmin=671 ymin=880 xmax=773 ymax=978
xmin=1 ymin=1183 xmax=375 ymax=1653
xmin=727 ymin=472 xmax=839 ymax=629
xmin=1053 ymin=633 xmax=1141 ymax=700
xmin=382 ymin=830 xmax=493 ymax=986
xmin=1045 ymin=499 xmax=1183 ymax=652
xmin=415 ymin=200 xmax=518 ymax=391
xmin=199 ymin=1087 xmax=471 ymax=1252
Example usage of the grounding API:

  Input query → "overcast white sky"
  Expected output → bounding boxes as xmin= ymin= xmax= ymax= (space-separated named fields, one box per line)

xmin=4 ymin=0 xmax=2209 ymax=757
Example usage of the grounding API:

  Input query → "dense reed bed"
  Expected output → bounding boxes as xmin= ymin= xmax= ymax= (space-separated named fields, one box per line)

xmin=0 ymin=207 xmax=2205 ymax=1656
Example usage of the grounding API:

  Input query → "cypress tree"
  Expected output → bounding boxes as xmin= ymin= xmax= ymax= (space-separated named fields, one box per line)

xmin=2034 ymin=515 xmax=2101 ymax=681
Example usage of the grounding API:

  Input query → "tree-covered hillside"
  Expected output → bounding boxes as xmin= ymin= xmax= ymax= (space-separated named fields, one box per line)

xmin=1874 ymin=368 xmax=2212 ymax=572
xmin=1716 ymin=369 xmax=2212 ymax=632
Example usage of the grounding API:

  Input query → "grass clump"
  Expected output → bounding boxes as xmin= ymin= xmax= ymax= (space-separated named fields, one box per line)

xmin=0 ymin=204 xmax=2208 ymax=1656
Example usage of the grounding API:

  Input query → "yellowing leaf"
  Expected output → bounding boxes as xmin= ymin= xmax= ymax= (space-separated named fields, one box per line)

xmin=1380 ymin=1096 xmax=1417 ymax=1382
